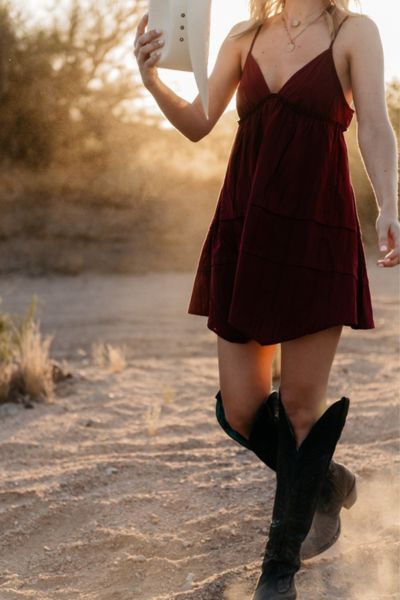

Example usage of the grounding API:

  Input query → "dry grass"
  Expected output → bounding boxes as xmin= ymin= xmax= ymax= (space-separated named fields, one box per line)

xmin=0 ymin=362 xmax=13 ymax=401
xmin=160 ymin=384 xmax=176 ymax=406
xmin=145 ymin=386 xmax=178 ymax=437
xmin=0 ymin=297 xmax=55 ymax=404
xmin=91 ymin=341 xmax=127 ymax=373
xmin=14 ymin=319 xmax=55 ymax=402
xmin=145 ymin=400 xmax=163 ymax=437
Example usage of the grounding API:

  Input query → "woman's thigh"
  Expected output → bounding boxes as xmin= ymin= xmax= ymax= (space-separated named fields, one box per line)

xmin=280 ymin=324 xmax=343 ymax=427
xmin=217 ymin=335 xmax=278 ymax=433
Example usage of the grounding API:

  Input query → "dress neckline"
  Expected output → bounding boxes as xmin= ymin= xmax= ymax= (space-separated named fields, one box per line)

xmin=245 ymin=46 xmax=354 ymax=114
xmin=248 ymin=46 xmax=331 ymax=96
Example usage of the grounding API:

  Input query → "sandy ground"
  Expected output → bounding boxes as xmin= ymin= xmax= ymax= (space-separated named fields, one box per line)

xmin=0 ymin=253 xmax=399 ymax=600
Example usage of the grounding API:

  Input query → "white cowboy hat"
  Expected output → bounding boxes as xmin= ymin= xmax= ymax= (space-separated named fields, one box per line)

xmin=148 ymin=0 xmax=212 ymax=119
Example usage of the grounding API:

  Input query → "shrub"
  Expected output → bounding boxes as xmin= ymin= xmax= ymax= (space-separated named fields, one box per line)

xmin=0 ymin=296 xmax=56 ymax=404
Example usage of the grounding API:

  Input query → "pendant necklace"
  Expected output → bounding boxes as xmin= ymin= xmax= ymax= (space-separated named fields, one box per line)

xmin=281 ymin=6 xmax=329 ymax=52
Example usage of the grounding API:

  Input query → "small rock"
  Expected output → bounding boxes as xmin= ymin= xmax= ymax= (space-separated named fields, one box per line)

xmin=133 ymin=555 xmax=146 ymax=562
xmin=183 ymin=572 xmax=194 ymax=590
xmin=183 ymin=540 xmax=192 ymax=548
xmin=22 ymin=398 xmax=35 ymax=409
xmin=84 ymin=418 xmax=99 ymax=427
xmin=105 ymin=467 xmax=118 ymax=476
xmin=44 ymin=546 xmax=51 ymax=552
xmin=0 ymin=403 xmax=19 ymax=417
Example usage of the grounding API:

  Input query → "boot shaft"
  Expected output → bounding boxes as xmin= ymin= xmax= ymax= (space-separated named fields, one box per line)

xmin=263 ymin=390 xmax=350 ymax=572
xmin=215 ymin=389 xmax=279 ymax=468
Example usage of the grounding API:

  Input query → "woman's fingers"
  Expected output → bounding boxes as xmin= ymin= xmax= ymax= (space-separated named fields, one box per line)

xmin=133 ymin=12 xmax=164 ymax=88
xmin=377 ymin=246 xmax=400 ymax=267
xmin=139 ymin=36 xmax=164 ymax=59
xmin=145 ymin=49 xmax=162 ymax=66
xmin=134 ymin=12 xmax=148 ymax=51
xmin=376 ymin=216 xmax=400 ymax=267
xmin=133 ymin=14 xmax=163 ymax=64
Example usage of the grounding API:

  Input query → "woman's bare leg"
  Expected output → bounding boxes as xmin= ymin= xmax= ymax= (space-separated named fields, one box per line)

xmin=279 ymin=325 xmax=343 ymax=447
xmin=217 ymin=324 xmax=342 ymax=444
xmin=217 ymin=336 xmax=278 ymax=440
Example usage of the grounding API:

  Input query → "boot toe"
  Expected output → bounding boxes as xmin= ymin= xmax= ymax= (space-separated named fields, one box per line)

xmin=252 ymin=572 xmax=297 ymax=600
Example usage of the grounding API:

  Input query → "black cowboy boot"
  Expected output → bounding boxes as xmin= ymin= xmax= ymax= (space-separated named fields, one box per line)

xmin=299 ymin=459 xmax=357 ymax=559
xmin=215 ymin=389 xmax=279 ymax=467
xmin=215 ymin=389 xmax=357 ymax=559
xmin=251 ymin=388 xmax=350 ymax=599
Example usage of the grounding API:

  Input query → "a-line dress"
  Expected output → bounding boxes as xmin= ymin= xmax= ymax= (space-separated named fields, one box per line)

xmin=187 ymin=16 xmax=375 ymax=345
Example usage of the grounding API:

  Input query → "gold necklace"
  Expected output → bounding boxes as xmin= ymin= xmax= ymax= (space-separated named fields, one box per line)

xmin=281 ymin=7 xmax=329 ymax=52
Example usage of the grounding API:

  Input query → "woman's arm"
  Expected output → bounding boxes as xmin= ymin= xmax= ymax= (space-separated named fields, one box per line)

xmin=347 ymin=15 xmax=399 ymax=268
xmin=134 ymin=13 xmax=244 ymax=142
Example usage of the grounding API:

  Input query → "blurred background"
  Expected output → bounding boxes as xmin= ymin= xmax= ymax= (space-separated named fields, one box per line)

xmin=0 ymin=0 xmax=399 ymax=276
xmin=0 ymin=6 xmax=398 ymax=596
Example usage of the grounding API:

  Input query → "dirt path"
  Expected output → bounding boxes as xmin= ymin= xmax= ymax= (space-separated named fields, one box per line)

xmin=0 ymin=254 xmax=399 ymax=599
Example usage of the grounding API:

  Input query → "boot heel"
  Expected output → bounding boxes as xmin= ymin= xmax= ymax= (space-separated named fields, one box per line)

xmin=343 ymin=476 xmax=357 ymax=509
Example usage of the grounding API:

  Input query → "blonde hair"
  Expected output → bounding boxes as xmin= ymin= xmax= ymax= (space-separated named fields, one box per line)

xmin=229 ymin=0 xmax=362 ymax=39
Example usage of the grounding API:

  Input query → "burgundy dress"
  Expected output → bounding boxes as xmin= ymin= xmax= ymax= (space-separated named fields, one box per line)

xmin=187 ymin=17 xmax=375 ymax=345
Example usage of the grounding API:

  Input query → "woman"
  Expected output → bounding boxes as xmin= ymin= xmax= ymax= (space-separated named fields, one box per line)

xmin=134 ymin=1 xmax=399 ymax=598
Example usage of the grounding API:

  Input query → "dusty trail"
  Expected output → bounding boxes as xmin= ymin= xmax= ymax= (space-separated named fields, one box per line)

xmin=0 ymin=254 xmax=399 ymax=599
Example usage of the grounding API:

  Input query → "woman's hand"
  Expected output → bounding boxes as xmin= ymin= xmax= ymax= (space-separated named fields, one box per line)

xmin=376 ymin=210 xmax=400 ymax=267
xmin=133 ymin=12 xmax=164 ymax=90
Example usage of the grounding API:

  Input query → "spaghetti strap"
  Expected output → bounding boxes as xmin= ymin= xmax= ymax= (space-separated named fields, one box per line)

xmin=330 ymin=15 xmax=350 ymax=48
xmin=247 ymin=23 xmax=263 ymax=58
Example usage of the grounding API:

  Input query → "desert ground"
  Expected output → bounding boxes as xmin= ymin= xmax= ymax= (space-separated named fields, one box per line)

xmin=0 ymin=253 xmax=399 ymax=600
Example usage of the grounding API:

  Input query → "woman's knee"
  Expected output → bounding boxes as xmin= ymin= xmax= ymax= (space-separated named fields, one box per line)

xmin=223 ymin=400 xmax=254 ymax=433
xmin=279 ymin=383 xmax=327 ymax=430
xmin=221 ymin=390 xmax=267 ymax=438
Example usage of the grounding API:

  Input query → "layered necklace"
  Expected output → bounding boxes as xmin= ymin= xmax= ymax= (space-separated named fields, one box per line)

xmin=281 ymin=2 xmax=333 ymax=52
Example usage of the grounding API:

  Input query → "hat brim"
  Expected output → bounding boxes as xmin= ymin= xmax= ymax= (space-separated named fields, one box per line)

xmin=187 ymin=1 xmax=212 ymax=119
